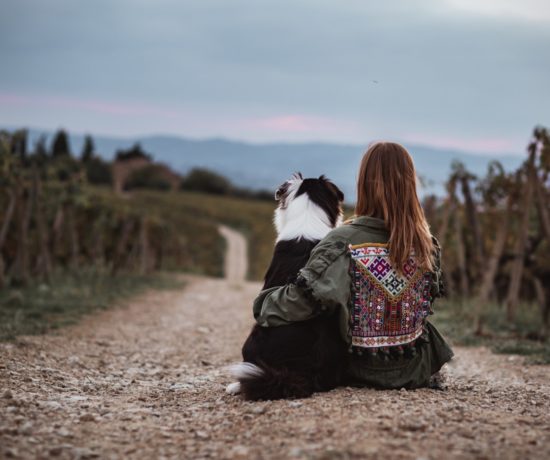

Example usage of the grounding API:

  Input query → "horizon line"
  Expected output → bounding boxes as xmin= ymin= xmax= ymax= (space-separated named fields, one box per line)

xmin=1 ymin=123 xmax=524 ymax=158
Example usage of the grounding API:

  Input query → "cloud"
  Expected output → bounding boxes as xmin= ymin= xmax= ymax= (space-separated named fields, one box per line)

xmin=443 ymin=0 xmax=550 ymax=23
xmin=0 ymin=1 xmax=548 ymax=153
xmin=247 ymin=115 xmax=361 ymax=137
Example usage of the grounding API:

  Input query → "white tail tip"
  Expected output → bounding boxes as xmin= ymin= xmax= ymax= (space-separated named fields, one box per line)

xmin=226 ymin=382 xmax=242 ymax=395
xmin=228 ymin=362 xmax=265 ymax=380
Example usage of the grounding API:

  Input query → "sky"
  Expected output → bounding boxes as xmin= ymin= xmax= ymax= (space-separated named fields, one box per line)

xmin=0 ymin=0 xmax=549 ymax=155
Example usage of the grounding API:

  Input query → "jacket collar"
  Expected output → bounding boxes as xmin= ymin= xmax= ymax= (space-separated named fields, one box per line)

xmin=349 ymin=215 xmax=387 ymax=231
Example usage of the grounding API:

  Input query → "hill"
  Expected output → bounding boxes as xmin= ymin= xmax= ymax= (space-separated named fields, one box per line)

xmin=20 ymin=127 xmax=523 ymax=198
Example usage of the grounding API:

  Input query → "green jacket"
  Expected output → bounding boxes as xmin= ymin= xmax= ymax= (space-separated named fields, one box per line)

xmin=253 ymin=216 xmax=443 ymax=337
xmin=253 ymin=216 xmax=452 ymax=389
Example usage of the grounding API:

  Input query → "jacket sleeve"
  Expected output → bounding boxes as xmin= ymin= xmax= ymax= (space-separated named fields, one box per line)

xmin=253 ymin=239 xmax=350 ymax=327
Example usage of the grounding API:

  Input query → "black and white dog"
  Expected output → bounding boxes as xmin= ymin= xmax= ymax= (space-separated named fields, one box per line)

xmin=227 ymin=173 xmax=348 ymax=400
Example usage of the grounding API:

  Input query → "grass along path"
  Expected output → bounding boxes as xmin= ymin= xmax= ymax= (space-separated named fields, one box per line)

xmin=0 ymin=270 xmax=182 ymax=342
xmin=1 ymin=229 xmax=549 ymax=459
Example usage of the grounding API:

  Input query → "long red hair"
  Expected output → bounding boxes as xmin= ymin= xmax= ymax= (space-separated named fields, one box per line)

xmin=355 ymin=142 xmax=434 ymax=271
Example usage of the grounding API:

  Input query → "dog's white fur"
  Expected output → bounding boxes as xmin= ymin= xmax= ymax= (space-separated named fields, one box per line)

xmin=275 ymin=194 xmax=335 ymax=242
xmin=274 ymin=176 xmax=341 ymax=242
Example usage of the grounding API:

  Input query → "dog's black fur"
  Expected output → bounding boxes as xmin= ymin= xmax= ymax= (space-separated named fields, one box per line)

xmin=262 ymin=238 xmax=318 ymax=287
xmin=233 ymin=174 xmax=348 ymax=400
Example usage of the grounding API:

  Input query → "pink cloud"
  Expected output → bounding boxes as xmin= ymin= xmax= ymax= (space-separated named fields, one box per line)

xmin=244 ymin=114 xmax=361 ymax=137
xmin=402 ymin=132 xmax=519 ymax=154
xmin=256 ymin=115 xmax=321 ymax=133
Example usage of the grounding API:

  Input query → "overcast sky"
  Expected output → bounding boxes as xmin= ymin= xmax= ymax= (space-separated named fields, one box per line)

xmin=1 ymin=0 xmax=549 ymax=154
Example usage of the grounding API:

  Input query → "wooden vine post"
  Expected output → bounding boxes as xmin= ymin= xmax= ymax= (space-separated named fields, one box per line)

xmin=505 ymin=142 xmax=537 ymax=322
xmin=436 ymin=178 xmax=457 ymax=297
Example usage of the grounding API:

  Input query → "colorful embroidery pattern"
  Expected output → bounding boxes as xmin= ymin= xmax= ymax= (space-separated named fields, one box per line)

xmin=349 ymin=243 xmax=433 ymax=349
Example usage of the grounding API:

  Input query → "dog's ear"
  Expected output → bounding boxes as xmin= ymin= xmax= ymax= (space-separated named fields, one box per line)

xmin=275 ymin=173 xmax=303 ymax=201
xmin=274 ymin=182 xmax=287 ymax=201
xmin=320 ymin=176 xmax=344 ymax=202
xmin=331 ymin=183 xmax=345 ymax=202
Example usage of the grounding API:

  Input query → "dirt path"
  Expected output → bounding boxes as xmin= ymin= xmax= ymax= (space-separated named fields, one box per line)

xmin=218 ymin=225 xmax=248 ymax=285
xmin=1 ymin=229 xmax=550 ymax=459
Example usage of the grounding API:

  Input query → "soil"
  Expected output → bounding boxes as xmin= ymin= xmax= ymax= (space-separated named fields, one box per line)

xmin=1 ymin=226 xmax=549 ymax=459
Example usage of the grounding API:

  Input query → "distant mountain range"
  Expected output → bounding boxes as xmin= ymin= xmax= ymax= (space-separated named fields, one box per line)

xmin=13 ymin=127 xmax=525 ymax=199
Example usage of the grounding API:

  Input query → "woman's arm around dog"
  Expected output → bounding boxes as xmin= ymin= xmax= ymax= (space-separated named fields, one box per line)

xmin=253 ymin=234 xmax=351 ymax=327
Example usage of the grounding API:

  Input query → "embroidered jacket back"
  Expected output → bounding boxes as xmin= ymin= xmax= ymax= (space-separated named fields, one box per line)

xmin=349 ymin=243 xmax=433 ymax=351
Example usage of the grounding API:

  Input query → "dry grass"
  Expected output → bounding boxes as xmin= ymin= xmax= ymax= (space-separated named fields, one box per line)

xmin=432 ymin=298 xmax=550 ymax=363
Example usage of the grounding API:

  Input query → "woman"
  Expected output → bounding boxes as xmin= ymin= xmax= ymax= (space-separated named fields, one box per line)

xmin=253 ymin=141 xmax=453 ymax=389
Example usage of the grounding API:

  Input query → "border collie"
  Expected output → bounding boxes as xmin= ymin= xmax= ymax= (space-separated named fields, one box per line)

xmin=227 ymin=173 xmax=348 ymax=400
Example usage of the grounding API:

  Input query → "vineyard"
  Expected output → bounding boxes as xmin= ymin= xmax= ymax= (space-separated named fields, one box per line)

xmin=0 ymin=128 xmax=276 ymax=339
xmin=1 ymin=127 xmax=550 ymax=357
xmin=426 ymin=127 xmax=550 ymax=352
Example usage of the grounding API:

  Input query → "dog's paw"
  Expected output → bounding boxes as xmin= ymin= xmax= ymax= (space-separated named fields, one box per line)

xmin=226 ymin=382 xmax=241 ymax=395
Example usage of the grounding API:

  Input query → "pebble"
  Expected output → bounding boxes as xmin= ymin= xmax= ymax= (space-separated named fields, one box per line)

xmin=72 ymin=447 xmax=99 ymax=458
xmin=4 ymin=448 xmax=18 ymax=458
xmin=230 ymin=445 xmax=250 ymax=457
xmin=49 ymin=446 xmax=63 ymax=456
xmin=2 ymin=389 xmax=13 ymax=399
xmin=400 ymin=422 xmax=428 ymax=432
xmin=58 ymin=428 xmax=72 ymax=438
xmin=79 ymin=413 xmax=96 ymax=422
xmin=20 ymin=422 xmax=33 ymax=435
xmin=251 ymin=406 xmax=266 ymax=414
xmin=68 ymin=356 xmax=81 ymax=366
xmin=195 ymin=430 xmax=210 ymax=440
xmin=44 ymin=401 xmax=62 ymax=410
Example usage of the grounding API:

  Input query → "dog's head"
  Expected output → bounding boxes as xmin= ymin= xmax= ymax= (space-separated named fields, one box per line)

xmin=274 ymin=172 xmax=344 ymax=241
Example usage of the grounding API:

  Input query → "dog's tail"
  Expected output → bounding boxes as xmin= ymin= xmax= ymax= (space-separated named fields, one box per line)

xmin=228 ymin=362 xmax=313 ymax=401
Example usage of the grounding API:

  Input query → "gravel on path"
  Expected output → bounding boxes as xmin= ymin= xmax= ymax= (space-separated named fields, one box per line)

xmin=1 ymin=227 xmax=549 ymax=459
